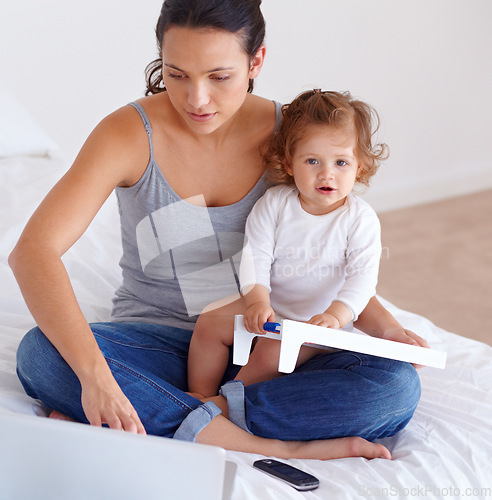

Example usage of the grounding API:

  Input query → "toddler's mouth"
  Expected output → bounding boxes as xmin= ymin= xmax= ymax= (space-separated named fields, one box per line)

xmin=317 ymin=186 xmax=335 ymax=192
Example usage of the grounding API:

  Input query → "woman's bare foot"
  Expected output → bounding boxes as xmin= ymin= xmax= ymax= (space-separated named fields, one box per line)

xmin=49 ymin=410 xmax=76 ymax=422
xmin=197 ymin=412 xmax=391 ymax=460
xmin=287 ymin=435 xmax=391 ymax=461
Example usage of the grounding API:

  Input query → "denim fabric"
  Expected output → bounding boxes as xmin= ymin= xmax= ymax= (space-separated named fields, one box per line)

xmin=220 ymin=381 xmax=252 ymax=434
xmin=16 ymin=322 xmax=421 ymax=443
xmin=173 ymin=401 xmax=222 ymax=441
xmin=16 ymin=323 xmax=217 ymax=441
xmin=242 ymin=351 xmax=421 ymax=441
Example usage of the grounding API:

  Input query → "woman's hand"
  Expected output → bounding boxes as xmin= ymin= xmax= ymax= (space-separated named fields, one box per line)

xmin=380 ymin=327 xmax=429 ymax=348
xmin=80 ymin=374 xmax=146 ymax=434
xmin=380 ymin=327 xmax=430 ymax=370
xmin=354 ymin=297 xmax=430 ymax=368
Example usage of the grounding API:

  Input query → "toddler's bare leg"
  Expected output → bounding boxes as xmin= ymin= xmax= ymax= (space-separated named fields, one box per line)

xmin=188 ymin=297 xmax=247 ymax=398
xmin=234 ymin=337 xmax=284 ymax=386
xmin=295 ymin=345 xmax=326 ymax=367
xmin=235 ymin=342 xmax=327 ymax=386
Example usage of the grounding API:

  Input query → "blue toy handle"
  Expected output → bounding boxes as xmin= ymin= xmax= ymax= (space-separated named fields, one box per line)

xmin=263 ymin=322 xmax=281 ymax=333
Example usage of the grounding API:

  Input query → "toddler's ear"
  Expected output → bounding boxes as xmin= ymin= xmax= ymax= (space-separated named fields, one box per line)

xmin=284 ymin=162 xmax=293 ymax=176
xmin=355 ymin=164 xmax=364 ymax=182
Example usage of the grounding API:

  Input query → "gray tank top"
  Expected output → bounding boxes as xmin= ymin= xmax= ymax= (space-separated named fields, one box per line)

xmin=111 ymin=100 xmax=282 ymax=330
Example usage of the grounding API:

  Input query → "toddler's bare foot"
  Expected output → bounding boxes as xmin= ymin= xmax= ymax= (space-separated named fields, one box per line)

xmin=288 ymin=436 xmax=391 ymax=461
xmin=49 ymin=410 xmax=76 ymax=422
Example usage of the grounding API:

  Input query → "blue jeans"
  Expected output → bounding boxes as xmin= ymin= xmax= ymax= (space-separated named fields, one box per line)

xmin=16 ymin=322 xmax=421 ymax=442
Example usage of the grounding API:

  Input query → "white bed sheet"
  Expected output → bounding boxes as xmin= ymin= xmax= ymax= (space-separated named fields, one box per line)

xmin=1 ymin=155 xmax=491 ymax=499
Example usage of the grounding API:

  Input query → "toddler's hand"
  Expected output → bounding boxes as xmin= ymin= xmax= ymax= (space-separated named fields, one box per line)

xmin=244 ymin=303 xmax=275 ymax=335
xmin=307 ymin=313 xmax=340 ymax=329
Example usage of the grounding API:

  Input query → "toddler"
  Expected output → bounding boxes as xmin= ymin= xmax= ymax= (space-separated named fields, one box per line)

xmin=188 ymin=89 xmax=388 ymax=398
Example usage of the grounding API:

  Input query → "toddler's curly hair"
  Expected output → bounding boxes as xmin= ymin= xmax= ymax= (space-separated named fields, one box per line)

xmin=264 ymin=90 xmax=388 ymax=186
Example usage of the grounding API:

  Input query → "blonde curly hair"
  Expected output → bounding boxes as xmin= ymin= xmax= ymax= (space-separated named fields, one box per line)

xmin=264 ymin=90 xmax=388 ymax=187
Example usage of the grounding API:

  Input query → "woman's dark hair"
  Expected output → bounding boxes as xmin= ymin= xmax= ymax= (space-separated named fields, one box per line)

xmin=145 ymin=0 xmax=266 ymax=95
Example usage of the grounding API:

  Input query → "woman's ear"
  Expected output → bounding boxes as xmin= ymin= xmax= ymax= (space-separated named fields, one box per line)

xmin=249 ymin=45 xmax=266 ymax=79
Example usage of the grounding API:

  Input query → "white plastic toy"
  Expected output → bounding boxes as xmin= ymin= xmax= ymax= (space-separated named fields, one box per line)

xmin=233 ymin=315 xmax=447 ymax=373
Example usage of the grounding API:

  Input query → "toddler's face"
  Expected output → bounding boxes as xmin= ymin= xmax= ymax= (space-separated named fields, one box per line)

xmin=285 ymin=125 xmax=359 ymax=216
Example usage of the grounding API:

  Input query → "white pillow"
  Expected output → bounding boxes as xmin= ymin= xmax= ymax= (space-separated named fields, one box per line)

xmin=0 ymin=86 xmax=59 ymax=158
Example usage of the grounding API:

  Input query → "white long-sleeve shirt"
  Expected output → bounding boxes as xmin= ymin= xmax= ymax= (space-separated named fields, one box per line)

xmin=239 ymin=185 xmax=381 ymax=322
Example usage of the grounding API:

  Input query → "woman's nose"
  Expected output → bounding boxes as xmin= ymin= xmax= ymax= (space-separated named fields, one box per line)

xmin=188 ymin=82 xmax=210 ymax=110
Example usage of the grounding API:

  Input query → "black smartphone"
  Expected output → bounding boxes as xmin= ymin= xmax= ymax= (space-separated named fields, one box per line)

xmin=253 ymin=459 xmax=319 ymax=491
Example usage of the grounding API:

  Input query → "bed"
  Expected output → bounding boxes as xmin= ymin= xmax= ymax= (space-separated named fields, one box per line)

xmin=1 ymin=91 xmax=491 ymax=499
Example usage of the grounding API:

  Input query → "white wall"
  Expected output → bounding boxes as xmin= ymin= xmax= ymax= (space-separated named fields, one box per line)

xmin=0 ymin=0 xmax=161 ymax=163
xmin=1 ymin=0 xmax=491 ymax=212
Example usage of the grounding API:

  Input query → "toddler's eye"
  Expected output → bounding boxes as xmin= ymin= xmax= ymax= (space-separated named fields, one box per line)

xmin=336 ymin=160 xmax=348 ymax=167
xmin=306 ymin=158 xmax=319 ymax=165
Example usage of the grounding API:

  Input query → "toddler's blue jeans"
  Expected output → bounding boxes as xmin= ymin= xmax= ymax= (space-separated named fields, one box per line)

xmin=16 ymin=322 xmax=421 ymax=442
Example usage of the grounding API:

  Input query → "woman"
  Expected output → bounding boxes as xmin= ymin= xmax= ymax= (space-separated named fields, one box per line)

xmin=10 ymin=0 xmax=425 ymax=461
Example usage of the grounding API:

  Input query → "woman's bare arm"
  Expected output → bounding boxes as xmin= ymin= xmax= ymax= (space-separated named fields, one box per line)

xmin=9 ymin=106 xmax=149 ymax=433
xmin=354 ymin=296 xmax=429 ymax=348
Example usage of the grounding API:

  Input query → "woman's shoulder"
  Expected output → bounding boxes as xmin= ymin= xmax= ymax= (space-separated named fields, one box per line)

xmin=247 ymin=94 xmax=280 ymax=121
xmin=73 ymin=101 xmax=153 ymax=187
xmin=234 ymin=94 xmax=280 ymax=150
xmin=248 ymin=93 xmax=279 ymax=108
xmin=93 ymin=99 xmax=153 ymax=144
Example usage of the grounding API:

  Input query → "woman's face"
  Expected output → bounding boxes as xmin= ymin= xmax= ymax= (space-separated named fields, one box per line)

xmin=162 ymin=27 xmax=264 ymax=135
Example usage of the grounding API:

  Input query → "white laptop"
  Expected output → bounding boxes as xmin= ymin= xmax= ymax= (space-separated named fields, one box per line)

xmin=0 ymin=413 xmax=236 ymax=500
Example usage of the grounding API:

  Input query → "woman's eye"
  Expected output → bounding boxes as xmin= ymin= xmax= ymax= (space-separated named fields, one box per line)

xmin=168 ymin=72 xmax=186 ymax=79
xmin=212 ymin=75 xmax=230 ymax=82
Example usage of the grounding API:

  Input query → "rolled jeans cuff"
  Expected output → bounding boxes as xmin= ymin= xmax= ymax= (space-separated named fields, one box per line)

xmin=173 ymin=401 xmax=222 ymax=442
xmin=219 ymin=380 xmax=252 ymax=434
